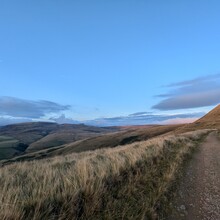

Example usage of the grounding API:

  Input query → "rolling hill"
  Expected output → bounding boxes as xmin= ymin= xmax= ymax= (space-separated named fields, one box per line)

xmin=1 ymin=124 xmax=182 ymax=164
xmin=0 ymin=122 xmax=119 ymax=160
xmin=0 ymin=122 xmax=59 ymax=145
xmin=26 ymin=124 xmax=119 ymax=152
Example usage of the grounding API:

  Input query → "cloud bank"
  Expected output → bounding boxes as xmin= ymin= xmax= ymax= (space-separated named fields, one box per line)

xmin=0 ymin=97 xmax=70 ymax=118
xmin=153 ymin=74 xmax=220 ymax=110
xmin=85 ymin=112 xmax=204 ymax=126
xmin=0 ymin=117 xmax=33 ymax=126
xmin=0 ymin=97 xmax=205 ymax=127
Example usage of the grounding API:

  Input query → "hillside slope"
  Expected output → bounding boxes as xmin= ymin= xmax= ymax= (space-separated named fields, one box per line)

xmin=26 ymin=124 xmax=119 ymax=152
xmin=176 ymin=104 xmax=220 ymax=133
xmin=0 ymin=122 xmax=119 ymax=160
xmin=1 ymin=124 xmax=182 ymax=164
xmin=50 ymin=124 xmax=181 ymax=156
xmin=0 ymin=129 xmax=210 ymax=219
xmin=0 ymin=122 xmax=58 ymax=145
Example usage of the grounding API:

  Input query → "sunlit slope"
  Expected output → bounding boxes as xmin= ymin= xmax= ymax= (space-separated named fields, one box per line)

xmin=177 ymin=104 xmax=220 ymax=133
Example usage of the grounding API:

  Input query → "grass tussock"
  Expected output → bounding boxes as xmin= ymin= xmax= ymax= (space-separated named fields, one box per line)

xmin=0 ymin=129 xmax=211 ymax=220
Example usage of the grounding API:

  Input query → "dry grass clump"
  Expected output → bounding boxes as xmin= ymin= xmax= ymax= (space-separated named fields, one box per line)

xmin=0 ymin=130 xmax=210 ymax=219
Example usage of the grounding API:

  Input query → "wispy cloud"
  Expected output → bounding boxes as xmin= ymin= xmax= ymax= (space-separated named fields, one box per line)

xmin=0 ymin=96 xmax=70 ymax=118
xmin=166 ymin=73 xmax=220 ymax=87
xmin=153 ymin=74 xmax=220 ymax=110
xmin=85 ymin=112 xmax=204 ymax=126
xmin=0 ymin=108 xmax=204 ymax=127
xmin=128 ymin=112 xmax=153 ymax=117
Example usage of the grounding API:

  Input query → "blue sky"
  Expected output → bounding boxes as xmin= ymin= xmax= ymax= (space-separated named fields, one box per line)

xmin=1 ymin=0 xmax=220 ymax=126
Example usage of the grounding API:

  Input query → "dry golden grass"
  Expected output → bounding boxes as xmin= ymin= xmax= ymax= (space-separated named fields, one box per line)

xmin=0 ymin=129 xmax=211 ymax=220
xmin=176 ymin=104 xmax=220 ymax=133
xmin=2 ymin=124 xmax=181 ymax=164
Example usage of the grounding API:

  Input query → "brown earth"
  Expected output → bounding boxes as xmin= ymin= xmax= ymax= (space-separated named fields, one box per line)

xmin=170 ymin=131 xmax=220 ymax=219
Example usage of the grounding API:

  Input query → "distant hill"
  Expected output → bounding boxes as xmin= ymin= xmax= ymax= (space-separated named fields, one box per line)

xmin=1 ymin=124 xmax=182 ymax=164
xmin=0 ymin=122 xmax=119 ymax=160
xmin=0 ymin=122 xmax=58 ymax=144
xmin=177 ymin=104 xmax=220 ymax=133
xmin=49 ymin=124 xmax=181 ymax=155
xmin=26 ymin=124 xmax=119 ymax=152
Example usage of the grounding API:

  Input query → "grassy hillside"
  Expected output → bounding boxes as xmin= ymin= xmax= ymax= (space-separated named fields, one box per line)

xmin=0 ymin=129 xmax=210 ymax=219
xmin=1 ymin=124 xmax=182 ymax=164
xmin=0 ymin=122 xmax=119 ymax=160
xmin=26 ymin=124 xmax=119 ymax=152
xmin=176 ymin=104 xmax=220 ymax=133
xmin=0 ymin=122 xmax=58 ymax=145
xmin=0 ymin=136 xmax=25 ymax=160
xmin=48 ymin=124 xmax=182 ymax=155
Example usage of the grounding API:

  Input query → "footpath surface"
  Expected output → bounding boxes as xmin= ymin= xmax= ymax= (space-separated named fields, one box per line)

xmin=170 ymin=131 xmax=220 ymax=220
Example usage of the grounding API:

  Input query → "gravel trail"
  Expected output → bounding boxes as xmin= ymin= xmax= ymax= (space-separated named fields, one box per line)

xmin=170 ymin=131 xmax=220 ymax=220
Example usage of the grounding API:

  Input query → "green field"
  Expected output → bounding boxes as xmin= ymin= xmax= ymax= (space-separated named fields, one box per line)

xmin=0 ymin=136 xmax=19 ymax=160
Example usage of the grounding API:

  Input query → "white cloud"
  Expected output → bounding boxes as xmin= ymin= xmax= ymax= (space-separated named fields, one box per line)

xmin=153 ymin=74 xmax=220 ymax=110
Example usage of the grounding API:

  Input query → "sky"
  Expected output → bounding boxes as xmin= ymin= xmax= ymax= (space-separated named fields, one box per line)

xmin=1 ymin=0 xmax=220 ymax=126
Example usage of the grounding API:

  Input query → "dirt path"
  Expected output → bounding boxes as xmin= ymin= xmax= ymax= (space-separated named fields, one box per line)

xmin=169 ymin=131 xmax=220 ymax=220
